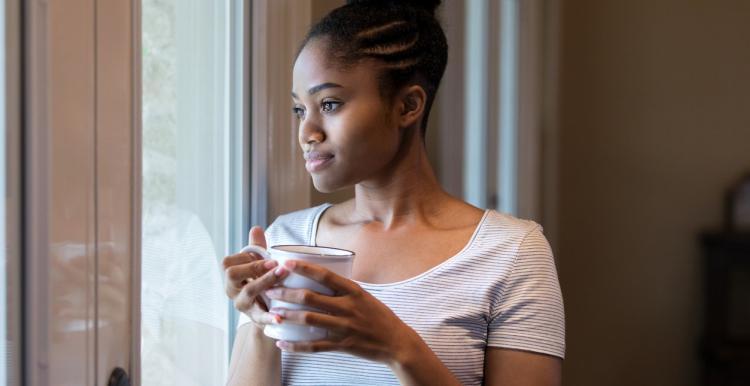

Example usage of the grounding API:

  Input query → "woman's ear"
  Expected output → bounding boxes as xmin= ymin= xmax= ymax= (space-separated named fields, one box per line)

xmin=397 ymin=85 xmax=427 ymax=129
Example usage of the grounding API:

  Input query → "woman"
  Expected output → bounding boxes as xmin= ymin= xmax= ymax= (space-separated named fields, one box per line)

xmin=223 ymin=1 xmax=564 ymax=385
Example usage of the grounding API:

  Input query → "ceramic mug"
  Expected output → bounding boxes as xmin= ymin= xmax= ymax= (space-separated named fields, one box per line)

xmin=240 ymin=244 xmax=355 ymax=341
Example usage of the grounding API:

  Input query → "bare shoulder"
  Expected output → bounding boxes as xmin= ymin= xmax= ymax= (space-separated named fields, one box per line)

xmin=435 ymin=196 xmax=485 ymax=230
xmin=319 ymin=199 xmax=356 ymax=227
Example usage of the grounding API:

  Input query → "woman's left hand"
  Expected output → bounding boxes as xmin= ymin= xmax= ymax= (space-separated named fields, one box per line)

xmin=263 ymin=260 xmax=422 ymax=366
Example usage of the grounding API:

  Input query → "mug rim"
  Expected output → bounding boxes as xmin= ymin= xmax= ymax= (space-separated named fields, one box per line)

xmin=269 ymin=244 xmax=355 ymax=258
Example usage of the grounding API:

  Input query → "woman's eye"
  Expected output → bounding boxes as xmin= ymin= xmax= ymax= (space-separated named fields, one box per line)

xmin=321 ymin=101 xmax=341 ymax=113
xmin=292 ymin=106 xmax=305 ymax=119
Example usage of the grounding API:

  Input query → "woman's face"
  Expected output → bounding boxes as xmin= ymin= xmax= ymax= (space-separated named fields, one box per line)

xmin=292 ymin=39 xmax=402 ymax=193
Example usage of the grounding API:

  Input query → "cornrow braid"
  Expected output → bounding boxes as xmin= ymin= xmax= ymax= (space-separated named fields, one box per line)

xmin=299 ymin=0 xmax=448 ymax=132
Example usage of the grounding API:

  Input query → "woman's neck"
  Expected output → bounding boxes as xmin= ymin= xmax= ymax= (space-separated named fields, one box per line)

xmin=349 ymin=131 xmax=451 ymax=229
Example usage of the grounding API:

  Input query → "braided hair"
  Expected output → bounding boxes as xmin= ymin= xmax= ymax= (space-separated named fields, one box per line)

xmin=299 ymin=0 xmax=448 ymax=132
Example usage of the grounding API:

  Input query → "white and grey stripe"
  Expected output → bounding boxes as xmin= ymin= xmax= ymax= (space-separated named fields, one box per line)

xmin=238 ymin=203 xmax=565 ymax=385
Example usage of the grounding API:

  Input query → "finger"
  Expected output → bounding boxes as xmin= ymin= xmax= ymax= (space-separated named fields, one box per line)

xmin=241 ymin=265 xmax=289 ymax=299
xmin=249 ymin=226 xmax=267 ymax=249
xmin=283 ymin=260 xmax=358 ymax=295
xmin=270 ymin=308 xmax=348 ymax=333
xmin=253 ymin=308 xmax=283 ymax=326
xmin=234 ymin=290 xmax=255 ymax=313
xmin=264 ymin=287 xmax=349 ymax=314
xmin=225 ymin=259 xmax=277 ymax=283
xmin=276 ymin=340 xmax=338 ymax=353
xmin=231 ymin=264 xmax=286 ymax=306
xmin=222 ymin=251 xmax=262 ymax=270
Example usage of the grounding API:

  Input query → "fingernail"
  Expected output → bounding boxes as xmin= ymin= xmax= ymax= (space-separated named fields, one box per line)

xmin=264 ymin=260 xmax=278 ymax=269
xmin=283 ymin=260 xmax=296 ymax=269
xmin=274 ymin=266 xmax=287 ymax=276
xmin=276 ymin=341 xmax=289 ymax=350
xmin=270 ymin=313 xmax=282 ymax=324
xmin=270 ymin=308 xmax=286 ymax=317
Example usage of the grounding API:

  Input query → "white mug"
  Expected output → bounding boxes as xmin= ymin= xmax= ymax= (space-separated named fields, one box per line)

xmin=240 ymin=244 xmax=355 ymax=341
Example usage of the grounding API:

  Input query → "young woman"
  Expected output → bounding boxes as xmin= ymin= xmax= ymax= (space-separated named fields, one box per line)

xmin=222 ymin=1 xmax=564 ymax=385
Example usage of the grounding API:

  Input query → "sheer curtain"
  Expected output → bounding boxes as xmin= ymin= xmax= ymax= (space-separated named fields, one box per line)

xmin=141 ymin=0 xmax=238 ymax=384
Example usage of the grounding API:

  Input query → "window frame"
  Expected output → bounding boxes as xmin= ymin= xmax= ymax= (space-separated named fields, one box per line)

xmin=131 ymin=0 xmax=142 ymax=383
xmin=23 ymin=0 xmax=54 ymax=383
xmin=226 ymin=0 xmax=251 ymax=354
xmin=5 ymin=0 xmax=22 ymax=384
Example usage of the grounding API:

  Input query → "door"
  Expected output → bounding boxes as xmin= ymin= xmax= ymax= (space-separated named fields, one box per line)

xmin=23 ymin=0 xmax=136 ymax=385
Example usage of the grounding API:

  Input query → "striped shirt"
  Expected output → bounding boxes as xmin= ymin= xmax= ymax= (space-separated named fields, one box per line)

xmin=238 ymin=203 xmax=565 ymax=385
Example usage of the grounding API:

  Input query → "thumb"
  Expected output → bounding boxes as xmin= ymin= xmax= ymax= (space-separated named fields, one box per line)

xmin=249 ymin=226 xmax=267 ymax=248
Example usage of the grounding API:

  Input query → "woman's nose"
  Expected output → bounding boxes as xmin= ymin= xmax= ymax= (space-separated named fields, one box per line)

xmin=299 ymin=118 xmax=326 ymax=146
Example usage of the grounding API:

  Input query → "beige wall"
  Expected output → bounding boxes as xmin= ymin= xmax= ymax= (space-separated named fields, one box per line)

xmin=557 ymin=1 xmax=750 ymax=385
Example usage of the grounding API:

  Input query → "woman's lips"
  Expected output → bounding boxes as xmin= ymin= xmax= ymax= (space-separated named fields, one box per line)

xmin=304 ymin=152 xmax=334 ymax=173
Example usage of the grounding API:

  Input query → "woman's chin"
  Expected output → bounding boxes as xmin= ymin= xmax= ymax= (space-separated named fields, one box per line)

xmin=312 ymin=181 xmax=338 ymax=194
xmin=311 ymin=175 xmax=350 ymax=194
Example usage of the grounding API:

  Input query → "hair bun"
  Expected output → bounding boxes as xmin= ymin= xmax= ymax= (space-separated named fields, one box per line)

xmin=346 ymin=0 xmax=442 ymax=16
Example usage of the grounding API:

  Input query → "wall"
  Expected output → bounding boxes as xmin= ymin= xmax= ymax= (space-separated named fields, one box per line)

xmin=557 ymin=1 xmax=750 ymax=385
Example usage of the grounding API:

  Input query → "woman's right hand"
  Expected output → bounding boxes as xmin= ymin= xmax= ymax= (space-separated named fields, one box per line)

xmin=222 ymin=226 xmax=288 ymax=328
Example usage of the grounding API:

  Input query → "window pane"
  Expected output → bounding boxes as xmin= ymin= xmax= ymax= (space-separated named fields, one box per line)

xmin=141 ymin=0 xmax=234 ymax=384
xmin=0 ymin=0 xmax=6 ymax=382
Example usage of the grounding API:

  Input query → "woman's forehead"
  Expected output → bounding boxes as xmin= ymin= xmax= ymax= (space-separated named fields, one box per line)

xmin=294 ymin=43 xmax=334 ymax=81
xmin=293 ymin=42 xmax=377 ymax=96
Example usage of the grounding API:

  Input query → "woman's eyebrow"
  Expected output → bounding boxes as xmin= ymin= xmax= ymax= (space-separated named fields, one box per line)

xmin=291 ymin=82 xmax=343 ymax=98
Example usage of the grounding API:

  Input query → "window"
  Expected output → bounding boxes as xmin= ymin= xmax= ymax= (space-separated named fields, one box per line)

xmin=1 ymin=0 xmax=20 ymax=383
xmin=463 ymin=0 xmax=520 ymax=214
xmin=1 ymin=0 xmax=7 ymax=382
xmin=448 ymin=0 xmax=544 ymax=221
xmin=141 ymin=0 xmax=246 ymax=384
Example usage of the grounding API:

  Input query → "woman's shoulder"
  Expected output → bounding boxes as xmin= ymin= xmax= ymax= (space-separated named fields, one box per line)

xmin=483 ymin=209 xmax=541 ymax=233
xmin=266 ymin=203 xmax=332 ymax=245
xmin=470 ymin=209 xmax=547 ymax=252
xmin=272 ymin=203 xmax=332 ymax=225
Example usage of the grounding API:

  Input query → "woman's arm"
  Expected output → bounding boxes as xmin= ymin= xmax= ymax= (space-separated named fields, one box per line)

xmin=226 ymin=323 xmax=281 ymax=386
xmin=386 ymin=333 xmax=462 ymax=386
xmin=223 ymin=227 xmax=288 ymax=386
xmin=484 ymin=348 xmax=562 ymax=386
